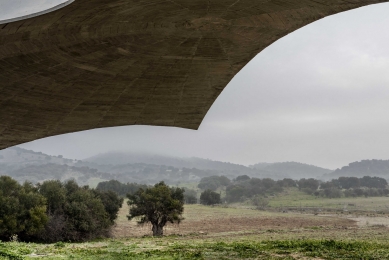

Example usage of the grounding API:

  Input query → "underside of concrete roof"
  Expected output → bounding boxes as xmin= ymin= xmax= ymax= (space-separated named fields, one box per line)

xmin=0 ymin=0 xmax=388 ymax=149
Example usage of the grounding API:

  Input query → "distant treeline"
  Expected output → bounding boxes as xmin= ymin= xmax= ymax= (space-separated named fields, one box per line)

xmin=0 ymin=176 xmax=123 ymax=242
xmin=327 ymin=159 xmax=389 ymax=179
xmin=96 ymin=180 xmax=148 ymax=197
xmin=96 ymin=179 xmax=198 ymax=204
xmin=296 ymin=176 xmax=389 ymax=198
xmin=197 ymin=175 xmax=389 ymax=202
xmin=225 ymin=176 xmax=294 ymax=202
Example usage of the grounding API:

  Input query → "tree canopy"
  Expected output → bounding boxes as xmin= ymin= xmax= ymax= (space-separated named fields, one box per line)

xmin=127 ymin=182 xmax=184 ymax=236
xmin=0 ymin=176 xmax=123 ymax=242
xmin=200 ymin=189 xmax=221 ymax=205
xmin=198 ymin=175 xmax=231 ymax=191
xmin=0 ymin=176 xmax=47 ymax=241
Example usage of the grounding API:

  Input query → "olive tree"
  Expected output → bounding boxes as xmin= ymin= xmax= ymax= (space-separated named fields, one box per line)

xmin=127 ymin=182 xmax=184 ymax=236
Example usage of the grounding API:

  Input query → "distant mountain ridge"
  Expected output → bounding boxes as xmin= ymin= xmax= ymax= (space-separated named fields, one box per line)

xmin=323 ymin=159 xmax=389 ymax=180
xmin=251 ymin=162 xmax=333 ymax=180
xmin=6 ymin=147 xmax=382 ymax=187
xmin=85 ymin=152 xmax=334 ymax=180
xmin=85 ymin=151 xmax=250 ymax=172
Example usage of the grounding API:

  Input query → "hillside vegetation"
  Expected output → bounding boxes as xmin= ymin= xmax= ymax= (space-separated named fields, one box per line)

xmin=2 ymin=148 xmax=389 ymax=189
xmin=0 ymin=148 xmax=334 ymax=187
xmin=324 ymin=159 xmax=389 ymax=180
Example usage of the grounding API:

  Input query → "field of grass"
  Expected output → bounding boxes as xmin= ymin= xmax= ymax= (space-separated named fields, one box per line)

xmin=2 ymin=196 xmax=389 ymax=259
xmin=269 ymin=188 xmax=389 ymax=212
xmin=3 ymin=237 xmax=389 ymax=259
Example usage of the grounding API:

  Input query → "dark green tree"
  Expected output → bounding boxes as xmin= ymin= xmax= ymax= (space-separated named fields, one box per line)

xmin=298 ymin=178 xmax=319 ymax=194
xmin=338 ymin=177 xmax=360 ymax=189
xmin=93 ymin=190 xmax=124 ymax=223
xmin=38 ymin=179 xmax=120 ymax=242
xmin=235 ymin=175 xmax=251 ymax=182
xmin=360 ymin=176 xmax=387 ymax=189
xmin=127 ymin=182 xmax=184 ymax=236
xmin=96 ymin=180 xmax=148 ymax=197
xmin=0 ymin=176 xmax=47 ymax=240
xmin=38 ymin=180 xmax=66 ymax=215
xmin=64 ymin=186 xmax=111 ymax=241
xmin=183 ymin=189 xmax=197 ymax=204
xmin=225 ymin=185 xmax=246 ymax=202
xmin=200 ymin=189 xmax=221 ymax=205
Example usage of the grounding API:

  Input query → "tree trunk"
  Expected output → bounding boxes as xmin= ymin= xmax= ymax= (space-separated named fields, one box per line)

xmin=152 ymin=223 xmax=164 ymax=236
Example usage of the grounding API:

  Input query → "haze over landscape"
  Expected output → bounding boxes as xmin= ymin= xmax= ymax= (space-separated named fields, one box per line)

xmin=0 ymin=1 xmax=386 ymax=169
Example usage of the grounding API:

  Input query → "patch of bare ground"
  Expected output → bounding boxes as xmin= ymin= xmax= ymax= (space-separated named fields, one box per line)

xmin=112 ymin=203 xmax=357 ymax=238
xmin=348 ymin=215 xmax=389 ymax=227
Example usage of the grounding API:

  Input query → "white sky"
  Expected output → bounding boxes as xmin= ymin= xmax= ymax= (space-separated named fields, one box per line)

xmin=0 ymin=0 xmax=66 ymax=20
xmin=3 ymin=1 xmax=389 ymax=169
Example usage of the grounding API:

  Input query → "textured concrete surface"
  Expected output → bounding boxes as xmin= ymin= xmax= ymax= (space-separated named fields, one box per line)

xmin=0 ymin=0 xmax=388 ymax=149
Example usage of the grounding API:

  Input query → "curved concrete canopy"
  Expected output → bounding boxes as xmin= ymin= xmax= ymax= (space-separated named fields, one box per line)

xmin=0 ymin=0 xmax=388 ymax=149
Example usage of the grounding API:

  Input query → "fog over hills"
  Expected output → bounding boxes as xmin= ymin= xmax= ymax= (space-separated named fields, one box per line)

xmin=251 ymin=162 xmax=332 ymax=180
xmin=2 ymin=147 xmax=388 ymax=186
xmin=323 ymin=160 xmax=389 ymax=180
xmin=85 ymin=151 xmax=252 ymax=172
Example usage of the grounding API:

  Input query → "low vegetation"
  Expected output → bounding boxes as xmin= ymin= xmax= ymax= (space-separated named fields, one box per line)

xmin=2 ymin=238 xmax=389 ymax=259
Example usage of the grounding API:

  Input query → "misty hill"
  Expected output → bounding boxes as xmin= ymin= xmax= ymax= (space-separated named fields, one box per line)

xmin=84 ymin=151 xmax=251 ymax=172
xmin=249 ymin=162 xmax=273 ymax=169
xmin=323 ymin=159 xmax=389 ymax=180
xmin=85 ymin=152 xmax=335 ymax=180
xmin=251 ymin=162 xmax=332 ymax=180
xmin=0 ymin=148 xmax=243 ymax=186
xmin=4 ymin=163 xmax=111 ymax=186
xmin=0 ymin=147 xmax=77 ymax=171
xmin=0 ymin=147 xmax=335 ymax=186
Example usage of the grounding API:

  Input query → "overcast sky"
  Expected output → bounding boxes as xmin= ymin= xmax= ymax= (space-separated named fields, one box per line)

xmin=3 ymin=1 xmax=389 ymax=169
xmin=0 ymin=0 xmax=67 ymax=20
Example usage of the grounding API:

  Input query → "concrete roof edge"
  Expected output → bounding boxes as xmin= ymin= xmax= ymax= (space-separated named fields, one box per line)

xmin=0 ymin=0 xmax=75 ymax=25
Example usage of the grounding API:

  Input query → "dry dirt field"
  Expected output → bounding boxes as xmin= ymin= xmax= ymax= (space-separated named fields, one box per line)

xmin=112 ymin=203 xmax=389 ymax=241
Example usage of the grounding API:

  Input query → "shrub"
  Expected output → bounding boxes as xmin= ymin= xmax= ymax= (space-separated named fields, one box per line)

xmin=252 ymin=196 xmax=269 ymax=210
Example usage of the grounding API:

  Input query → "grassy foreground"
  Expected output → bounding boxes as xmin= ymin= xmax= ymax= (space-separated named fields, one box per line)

xmin=2 ymin=201 xmax=389 ymax=259
xmin=2 ymin=237 xmax=389 ymax=259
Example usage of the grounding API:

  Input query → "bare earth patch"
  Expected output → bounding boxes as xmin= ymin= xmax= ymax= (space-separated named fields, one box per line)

xmin=348 ymin=215 xmax=389 ymax=227
xmin=112 ymin=203 xmax=357 ymax=238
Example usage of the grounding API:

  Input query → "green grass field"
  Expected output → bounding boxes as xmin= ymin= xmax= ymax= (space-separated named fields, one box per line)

xmin=2 ymin=233 xmax=389 ymax=259
xmin=269 ymin=188 xmax=389 ymax=212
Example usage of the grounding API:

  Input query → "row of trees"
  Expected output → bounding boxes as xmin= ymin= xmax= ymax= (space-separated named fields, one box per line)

xmin=196 ymin=175 xmax=389 ymax=202
xmin=298 ymin=176 xmax=388 ymax=198
xmin=96 ymin=180 xmax=148 ymax=197
xmin=0 ymin=176 xmax=122 ymax=242
xmin=197 ymin=175 xmax=231 ymax=191
xmin=225 ymin=176 xmax=295 ymax=202
xmin=1 ymin=177 xmax=226 ymax=239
